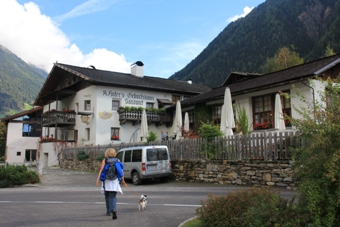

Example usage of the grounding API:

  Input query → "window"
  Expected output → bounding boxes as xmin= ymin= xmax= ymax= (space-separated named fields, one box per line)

xmin=252 ymin=91 xmax=292 ymax=130
xmin=116 ymin=152 xmax=123 ymax=161
xmin=112 ymin=100 xmax=120 ymax=110
xmin=84 ymin=100 xmax=91 ymax=111
xmin=86 ymin=128 xmax=90 ymax=140
xmin=147 ymin=148 xmax=168 ymax=161
xmin=22 ymin=115 xmax=41 ymax=137
xmin=183 ymin=95 xmax=192 ymax=100
xmin=111 ymin=128 xmax=120 ymax=140
xmin=124 ymin=150 xmax=132 ymax=162
xmin=22 ymin=123 xmax=32 ymax=137
xmin=172 ymin=95 xmax=180 ymax=104
xmin=212 ymin=105 xmax=222 ymax=125
xmin=253 ymin=94 xmax=273 ymax=130
xmin=17 ymin=151 xmax=21 ymax=156
xmin=25 ymin=149 xmax=37 ymax=162
xmin=132 ymin=150 xmax=142 ymax=162
xmin=146 ymin=102 xmax=154 ymax=108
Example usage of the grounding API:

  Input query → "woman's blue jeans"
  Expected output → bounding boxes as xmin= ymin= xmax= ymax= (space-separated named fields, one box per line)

xmin=105 ymin=191 xmax=117 ymax=213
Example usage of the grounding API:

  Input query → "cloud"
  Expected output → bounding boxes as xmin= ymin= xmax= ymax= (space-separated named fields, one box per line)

xmin=54 ymin=0 xmax=118 ymax=23
xmin=227 ymin=6 xmax=254 ymax=23
xmin=0 ymin=0 xmax=130 ymax=73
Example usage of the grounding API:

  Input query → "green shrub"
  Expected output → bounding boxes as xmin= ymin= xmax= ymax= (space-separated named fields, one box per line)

xmin=290 ymin=78 xmax=340 ymax=226
xmin=77 ymin=150 xmax=89 ymax=161
xmin=196 ymin=188 xmax=308 ymax=227
xmin=0 ymin=164 xmax=40 ymax=187
xmin=235 ymin=103 xmax=251 ymax=134
xmin=125 ymin=106 xmax=131 ymax=112
xmin=96 ymin=155 xmax=104 ymax=161
xmin=147 ymin=131 xmax=157 ymax=143
xmin=198 ymin=121 xmax=223 ymax=159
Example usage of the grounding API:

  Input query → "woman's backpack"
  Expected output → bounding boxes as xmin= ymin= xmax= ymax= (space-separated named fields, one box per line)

xmin=100 ymin=157 xmax=118 ymax=181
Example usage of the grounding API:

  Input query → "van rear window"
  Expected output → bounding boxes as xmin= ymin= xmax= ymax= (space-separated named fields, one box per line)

xmin=147 ymin=148 xmax=168 ymax=161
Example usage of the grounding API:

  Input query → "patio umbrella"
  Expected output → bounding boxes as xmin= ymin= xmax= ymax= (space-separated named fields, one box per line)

xmin=224 ymin=87 xmax=235 ymax=136
xmin=175 ymin=100 xmax=182 ymax=139
xmin=184 ymin=112 xmax=189 ymax=132
xmin=220 ymin=104 xmax=227 ymax=134
xmin=140 ymin=109 xmax=149 ymax=141
xmin=274 ymin=93 xmax=286 ymax=130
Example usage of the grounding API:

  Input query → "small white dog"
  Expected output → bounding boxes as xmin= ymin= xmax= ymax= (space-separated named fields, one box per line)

xmin=138 ymin=194 xmax=147 ymax=211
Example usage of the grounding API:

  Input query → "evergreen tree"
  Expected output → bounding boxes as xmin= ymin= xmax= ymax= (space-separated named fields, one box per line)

xmin=261 ymin=46 xmax=304 ymax=74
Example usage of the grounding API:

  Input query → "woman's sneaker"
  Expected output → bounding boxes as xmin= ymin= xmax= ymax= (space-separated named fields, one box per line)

xmin=112 ymin=210 xmax=117 ymax=220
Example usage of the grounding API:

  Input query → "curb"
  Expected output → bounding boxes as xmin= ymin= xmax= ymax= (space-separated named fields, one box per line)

xmin=178 ymin=216 xmax=198 ymax=227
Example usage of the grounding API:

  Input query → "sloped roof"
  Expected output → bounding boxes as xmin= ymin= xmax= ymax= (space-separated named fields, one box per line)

xmin=178 ymin=54 xmax=340 ymax=108
xmin=1 ymin=106 xmax=43 ymax=123
xmin=222 ymin=72 xmax=262 ymax=86
xmin=34 ymin=63 xmax=211 ymax=106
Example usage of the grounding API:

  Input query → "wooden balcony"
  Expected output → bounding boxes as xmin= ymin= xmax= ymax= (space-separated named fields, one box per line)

xmin=42 ymin=111 xmax=76 ymax=127
xmin=118 ymin=111 xmax=172 ymax=126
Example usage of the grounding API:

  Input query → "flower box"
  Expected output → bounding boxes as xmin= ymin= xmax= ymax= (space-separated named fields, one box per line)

xmin=254 ymin=122 xmax=272 ymax=130
xmin=111 ymin=136 xmax=120 ymax=140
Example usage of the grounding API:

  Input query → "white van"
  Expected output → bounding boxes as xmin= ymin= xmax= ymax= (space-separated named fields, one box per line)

xmin=116 ymin=145 xmax=172 ymax=185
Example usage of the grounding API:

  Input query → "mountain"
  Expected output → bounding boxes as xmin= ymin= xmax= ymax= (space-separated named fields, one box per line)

xmin=0 ymin=45 xmax=47 ymax=118
xmin=169 ymin=0 xmax=340 ymax=88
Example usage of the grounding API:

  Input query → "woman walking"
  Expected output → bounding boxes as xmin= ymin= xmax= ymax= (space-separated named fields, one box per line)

xmin=96 ymin=148 xmax=125 ymax=219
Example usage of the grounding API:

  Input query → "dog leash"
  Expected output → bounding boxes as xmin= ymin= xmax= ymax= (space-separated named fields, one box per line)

xmin=122 ymin=182 xmax=140 ymax=198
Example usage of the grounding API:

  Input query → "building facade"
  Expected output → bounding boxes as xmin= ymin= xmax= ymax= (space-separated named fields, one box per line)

xmin=33 ymin=62 xmax=210 ymax=167
xmin=1 ymin=107 xmax=42 ymax=165
xmin=175 ymin=54 xmax=340 ymax=133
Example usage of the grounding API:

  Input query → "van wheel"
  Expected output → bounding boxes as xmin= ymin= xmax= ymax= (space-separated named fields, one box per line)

xmin=132 ymin=172 xmax=142 ymax=185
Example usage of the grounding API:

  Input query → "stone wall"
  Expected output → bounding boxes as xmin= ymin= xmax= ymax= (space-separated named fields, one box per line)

xmin=172 ymin=159 xmax=295 ymax=189
xmin=60 ymin=159 xmax=295 ymax=189
xmin=60 ymin=159 xmax=102 ymax=172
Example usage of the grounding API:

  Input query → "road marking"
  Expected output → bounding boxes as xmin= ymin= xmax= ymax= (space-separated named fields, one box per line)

xmin=0 ymin=200 xmax=201 ymax=207
xmin=163 ymin=204 xmax=200 ymax=207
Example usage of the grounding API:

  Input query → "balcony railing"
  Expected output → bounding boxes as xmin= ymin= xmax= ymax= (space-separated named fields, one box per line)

xmin=42 ymin=110 xmax=76 ymax=127
xmin=39 ymin=129 xmax=76 ymax=143
xmin=118 ymin=111 xmax=172 ymax=126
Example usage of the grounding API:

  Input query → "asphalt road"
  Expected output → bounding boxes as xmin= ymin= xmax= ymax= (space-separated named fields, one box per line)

xmin=0 ymin=168 xmax=296 ymax=227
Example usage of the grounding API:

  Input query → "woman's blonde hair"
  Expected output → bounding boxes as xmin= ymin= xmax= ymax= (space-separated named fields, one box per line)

xmin=105 ymin=148 xmax=116 ymax=158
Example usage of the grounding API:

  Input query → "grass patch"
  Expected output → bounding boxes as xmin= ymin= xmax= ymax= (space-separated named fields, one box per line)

xmin=182 ymin=217 xmax=202 ymax=227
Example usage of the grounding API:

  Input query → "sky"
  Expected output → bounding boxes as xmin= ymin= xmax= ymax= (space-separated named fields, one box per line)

xmin=0 ymin=0 xmax=265 ymax=78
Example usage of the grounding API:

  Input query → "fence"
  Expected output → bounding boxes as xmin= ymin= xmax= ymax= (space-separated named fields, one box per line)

xmin=62 ymin=131 xmax=301 ymax=161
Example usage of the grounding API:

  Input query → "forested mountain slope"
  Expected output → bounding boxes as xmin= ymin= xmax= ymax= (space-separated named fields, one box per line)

xmin=0 ymin=45 xmax=47 ymax=118
xmin=170 ymin=0 xmax=340 ymax=88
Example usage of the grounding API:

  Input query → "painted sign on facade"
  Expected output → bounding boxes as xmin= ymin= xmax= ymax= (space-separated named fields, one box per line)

xmin=102 ymin=90 xmax=155 ymax=106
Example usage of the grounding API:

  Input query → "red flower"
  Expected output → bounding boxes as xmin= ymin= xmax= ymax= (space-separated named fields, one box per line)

xmin=111 ymin=135 xmax=119 ymax=140
xmin=254 ymin=122 xmax=272 ymax=130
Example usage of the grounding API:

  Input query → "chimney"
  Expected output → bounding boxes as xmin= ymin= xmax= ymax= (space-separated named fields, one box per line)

xmin=187 ymin=79 xmax=192 ymax=84
xmin=131 ymin=61 xmax=144 ymax=77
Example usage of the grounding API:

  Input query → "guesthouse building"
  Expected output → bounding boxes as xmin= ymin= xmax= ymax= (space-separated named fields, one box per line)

xmin=174 ymin=54 xmax=340 ymax=133
xmin=32 ymin=62 xmax=210 ymax=167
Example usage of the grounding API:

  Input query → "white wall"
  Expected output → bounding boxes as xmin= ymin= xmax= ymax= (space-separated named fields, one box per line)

xmin=205 ymin=81 xmax=317 ymax=133
xmin=93 ymin=86 xmax=173 ymax=144
xmin=6 ymin=122 xmax=39 ymax=165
